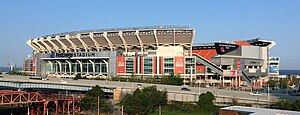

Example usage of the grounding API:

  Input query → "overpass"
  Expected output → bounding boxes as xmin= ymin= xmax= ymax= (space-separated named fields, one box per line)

xmin=0 ymin=75 xmax=278 ymax=104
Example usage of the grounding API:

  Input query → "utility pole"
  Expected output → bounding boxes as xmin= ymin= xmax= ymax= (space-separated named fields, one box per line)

xmin=98 ymin=96 xmax=100 ymax=115
xmin=286 ymin=75 xmax=288 ymax=95
xmin=198 ymin=81 xmax=201 ymax=95
xmin=121 ymin=105 xmax=124 ymax=115
xmin=73 ymin=95 xmax=75 ymax=115
xmin=27 ymin=103 xmax=30 ymax=115
xmin=190 ymin=66 xmax=193 ymax=86
xmin=268 ymin=84 xmax=270 ymax=108
xmin=159 ymin=105 xmax=162 ymax=115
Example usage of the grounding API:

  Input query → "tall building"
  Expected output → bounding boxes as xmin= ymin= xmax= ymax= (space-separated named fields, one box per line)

xmin=269 ymin=57 xmax=280 ymax=80
xmin=22 ymin=55 xmax=36 ymax=76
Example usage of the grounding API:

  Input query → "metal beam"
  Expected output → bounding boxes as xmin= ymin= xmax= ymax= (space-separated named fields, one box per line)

xmin=135 ymin=30 xmax=144 ymax=52
xmin=190 ymin=29 xmax=196 ymax=53
xmin=118 ymin=31 xmax=128 ymax=52
xmin=89 ymin=33 xmax=101 ymax=51
xmin=39 ymin=37 xmax=52 ymax=52
xmin=76 ymin=34 xmax=89 ymax=52
xmin=103 ymin=32 xmax=114 ymax=51
xmin=66 ymin=34 xmax=78 ymax=52
xmin=26 ymin=39 xmax=40 ymax=52
xmin=47 ymin=37 xmax=60 ymax=52
xmin=153 ymin=29 xmax=159 ymax=48
xmin=33 ymin=39 xmax=46 ymax=52
xmin=55 ymin=36 xmax=68 ymax=52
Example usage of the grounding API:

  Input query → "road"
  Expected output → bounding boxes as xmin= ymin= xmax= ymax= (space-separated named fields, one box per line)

xmin=1 ymin=75 xmax=292 ymax=102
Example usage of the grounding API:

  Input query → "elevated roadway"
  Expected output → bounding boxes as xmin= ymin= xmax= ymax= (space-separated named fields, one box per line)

xmin=0 ymin=75 xmax=281 ymax=104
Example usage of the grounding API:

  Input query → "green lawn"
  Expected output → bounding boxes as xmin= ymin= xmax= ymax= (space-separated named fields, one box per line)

xmin=150 ymin=109 xmax=214 ymax=115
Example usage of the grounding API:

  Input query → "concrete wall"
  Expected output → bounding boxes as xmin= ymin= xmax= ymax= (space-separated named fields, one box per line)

xmin=241 ymin=46 xmax=260 ymax=59
xmin=109 ymin=51 xmax=117 ymax=77
xmin=157 ymin=46 xmax=184 ymax=56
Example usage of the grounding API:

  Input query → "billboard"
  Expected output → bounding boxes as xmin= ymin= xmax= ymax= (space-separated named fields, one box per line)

xmin=215 ymin=43 xmax=239 ymax=55
xmin=174 ymin=56 xmax=185 ymax=74
xmin=117 ymin=57 xmax=125 ymax=73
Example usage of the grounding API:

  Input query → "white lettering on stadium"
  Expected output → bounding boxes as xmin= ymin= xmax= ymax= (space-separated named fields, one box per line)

xmin=55 ymin=52 xmax=96 ymax=58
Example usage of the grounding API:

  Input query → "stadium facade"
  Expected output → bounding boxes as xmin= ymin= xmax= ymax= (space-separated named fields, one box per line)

xmin=24 ymin=26 xmax=276 ymax=87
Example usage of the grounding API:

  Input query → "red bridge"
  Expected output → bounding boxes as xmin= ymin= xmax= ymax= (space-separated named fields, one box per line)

xmin=0 ymin=90 xmax=82 ymax=115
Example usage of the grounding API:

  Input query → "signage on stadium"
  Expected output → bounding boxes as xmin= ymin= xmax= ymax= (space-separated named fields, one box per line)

xmin=215 ymin=43 xmax=239 ymax=55
xmin=51 ymin=52 xmax=96 ymax=58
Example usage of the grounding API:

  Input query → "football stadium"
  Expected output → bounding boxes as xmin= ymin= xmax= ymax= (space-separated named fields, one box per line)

xmin=24 ymin=26 xmax=276 ymax=87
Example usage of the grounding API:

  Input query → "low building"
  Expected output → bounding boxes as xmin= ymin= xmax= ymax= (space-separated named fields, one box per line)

xmin=219 ymin=106 xmax=300 ymax=115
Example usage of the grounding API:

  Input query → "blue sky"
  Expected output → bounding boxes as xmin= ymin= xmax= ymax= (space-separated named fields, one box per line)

xmin=0 ymin=0 xmax=299 ymax=69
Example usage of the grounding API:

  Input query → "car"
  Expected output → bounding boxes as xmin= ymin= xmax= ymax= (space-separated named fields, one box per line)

xmin=73 ymin=78 xmax=79 ymax=80
xmin=250 ymin=92 xmax=261 ymax=96
xmin=181 ymin=87 xmax=191 ymax=91
xmin=137 ymin=84 xmax=142 ymax=88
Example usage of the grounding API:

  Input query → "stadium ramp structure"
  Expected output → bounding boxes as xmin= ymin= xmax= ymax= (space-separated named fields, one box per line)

xmin=192 ymin=53 xmax=252 ymax=85
xmin=192 ymin=53 xmax=223 ymax=75
xmin=242 ymin=70 xmax=252 ymax=85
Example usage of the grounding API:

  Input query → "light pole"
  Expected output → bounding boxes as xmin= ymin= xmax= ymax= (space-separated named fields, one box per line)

xmin=268 ymin=84 xmax=270 ymax=108
xmin=190 ymin=66 xmax=193 ymax=86
xmin=198 ymin=80 xmax=201 ymax=95
xmin=286 ymin=76 xmax=288 ymax=95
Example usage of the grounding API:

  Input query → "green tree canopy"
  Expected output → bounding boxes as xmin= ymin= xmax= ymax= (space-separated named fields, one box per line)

xmin=272 ymin=99 xmax=292 ymax=110
xmin=161 ymin=72 xmax=183 ymax=86
xmin=292 ymin=98 xmax=300 ymax=111
xmin=80 ymin=85 xmax=112 ymax=112
xmin=198 ymin=91 xmax=216 ymax=111
xmin=120 ymin=86 xmax=168 ymax=115
xmin=267 ymin=80 xmax=276 ymax=87
xmin=279 ymin=79 xmax=288 ymax=89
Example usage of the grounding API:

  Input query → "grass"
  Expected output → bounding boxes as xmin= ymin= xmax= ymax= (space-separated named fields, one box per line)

xmin=150 ymin=109 xmax=215 ymax=115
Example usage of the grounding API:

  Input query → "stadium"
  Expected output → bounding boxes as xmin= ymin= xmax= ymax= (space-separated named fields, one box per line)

xmin=24 ymin=26 xmax=276 ymax=87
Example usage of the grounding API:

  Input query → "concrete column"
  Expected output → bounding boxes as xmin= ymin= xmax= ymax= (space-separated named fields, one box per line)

xmin=222 ymin=76 xmax=225 ymax=87
xmin=239 ymin=76 xmax=241 ymax=87
xmin=47 ymin=61 xmax=53 ymax=73
xmin=157 ymin=56 xmax=160 ymax=74
xmin=64 ymin=61 xmax=67 ymax=75
xmin=66 ymin=60 xmax=72 ymax=75
xmin=56 ymin=61 xmax=62 ymax=75
xmin=235 ymin=75 xmax=238 ymax=88
xmin=204 ymin=67 xmax=207 ymax=81
xmin=89 ymin=60 xmax=96 ymax=76
xmin=99 ymin=61 xmax=102 ymax=75
xmin=137 ymin=56 xmax=140 ymax=74
xmin=86 ymin=61 xmax=89 ymax=75
xmin=103 ymin=60 xmax=109 ymax=77
xmin=76 ymin=60 xmax=83 ymax=77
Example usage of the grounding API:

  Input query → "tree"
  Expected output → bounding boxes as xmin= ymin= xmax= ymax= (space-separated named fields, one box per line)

xmin=166 ymin=101 xmax=199 ymax=112
xmin=267 ymin=80 xmax=276 ymax=87
xmin=161 ymin=73 xmax=183 ymax=86
xmin=292 ymin=98 xmax=300 ymax=111
xmin=279 ymin=79 xmax=288 ymax=89
xmin=80 ymin=85 xmax=113 ymax=112
xmin=120 ymin=86 xmax=167 ymax=115
xmin=271 ymin=99 xmax=292 ymax=110
xmin=198 ymin=91 xmax=216 ymax=111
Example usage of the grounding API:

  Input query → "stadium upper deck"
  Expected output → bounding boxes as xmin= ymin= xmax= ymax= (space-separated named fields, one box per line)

xmin=27 ymin=26 xmax=195 ymax=53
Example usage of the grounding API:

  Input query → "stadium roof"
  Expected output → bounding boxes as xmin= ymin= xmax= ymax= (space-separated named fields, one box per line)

xmin=27 ymin=26 xmax=195 ymax=53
